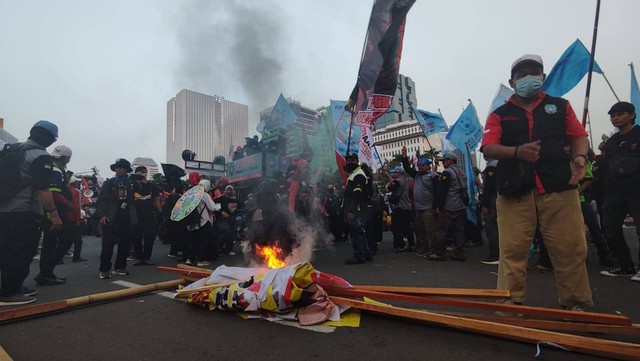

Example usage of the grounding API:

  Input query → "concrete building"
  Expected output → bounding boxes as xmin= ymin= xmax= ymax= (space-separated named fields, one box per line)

xmin=259 ymin=97 xmax=321 ymax=137
xmin=131 ymin=157 xmax=159 ymax=180
xmin=166 ymin=89 xmax=248 ymax=167
xmin=0 ymin=118 xmax=19 ymax=148
xmin=374 ymin=74 xmax=418 ymax=130
xmin=375 ymin=120 xmax=436 ymax=162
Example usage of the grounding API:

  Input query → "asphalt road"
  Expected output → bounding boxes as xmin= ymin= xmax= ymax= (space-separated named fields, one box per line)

xmin=0 ymin=228 xmax=638 ymax=361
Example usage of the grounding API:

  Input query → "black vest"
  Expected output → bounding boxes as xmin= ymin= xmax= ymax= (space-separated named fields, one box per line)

xmin=493 ymin=95 xmax=573 ymax=196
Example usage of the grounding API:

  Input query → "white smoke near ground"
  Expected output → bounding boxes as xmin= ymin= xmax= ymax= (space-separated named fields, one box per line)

xmin=240 ymin=192 xmax=335 ymax=268
xmin=174 ymin=0 xmax=286 ymax=114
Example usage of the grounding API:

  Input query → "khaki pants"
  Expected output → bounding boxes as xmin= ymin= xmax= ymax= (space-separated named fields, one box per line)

xmin=415 ymin=210 xmax=437 ymax=254
xmin=496 ymin=188 xmax=593 ymax=307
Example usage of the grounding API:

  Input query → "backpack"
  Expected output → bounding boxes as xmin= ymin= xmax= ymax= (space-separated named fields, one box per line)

xmin=0 ymin=143 xmax=38 ymax=201
xmin=179 ymin=201 xmax=206 ymax=228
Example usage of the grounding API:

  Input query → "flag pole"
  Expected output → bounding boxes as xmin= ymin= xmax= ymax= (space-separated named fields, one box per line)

xmin=581 ymin=0 xmax=601 ymax=128
xmin=601 ymin=72 xmax=620 ymax=101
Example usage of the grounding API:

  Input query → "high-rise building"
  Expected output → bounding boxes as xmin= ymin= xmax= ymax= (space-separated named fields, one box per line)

xmin=0 ymin=118 xmax=19 ymax=149
xmin=259 ymin=97 xmax=321 ymax=137
xmin=131 ymin=157 xmax=159 ymax=180
xmin=374 ymin=74 xmax=417 ymax=130
xmin=166 ymin=89 xmax=248 ymax=166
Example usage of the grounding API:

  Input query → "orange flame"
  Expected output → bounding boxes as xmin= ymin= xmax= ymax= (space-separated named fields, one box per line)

xmin=255 ymin=244 xmax=286 ymax=269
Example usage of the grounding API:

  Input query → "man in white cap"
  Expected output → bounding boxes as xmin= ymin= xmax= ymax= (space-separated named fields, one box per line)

xmin=33 ymin=145 xmax=74 ymax=285
xmin=480 ymin=54 xmax=592 ymax=311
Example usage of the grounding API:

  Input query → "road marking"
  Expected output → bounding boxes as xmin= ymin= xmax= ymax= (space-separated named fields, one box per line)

xmin=111 ymin=280 xmax=177 ymax=299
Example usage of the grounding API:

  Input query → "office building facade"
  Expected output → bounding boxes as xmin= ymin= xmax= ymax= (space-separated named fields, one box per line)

xmin=166 ymin=89 xmax=248 ymax=166
xmin=374 ymin=74 xmax=418 ymax=130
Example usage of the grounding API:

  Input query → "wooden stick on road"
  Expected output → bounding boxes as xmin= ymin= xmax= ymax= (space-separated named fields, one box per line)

xmin=157 ymin=266 xmax=212 ymax=279
xmin=0 ymin=279 xmax=186 ymax=323
xmin=353 ymin=285 xmax=510 ymax=299
xmin=331 ymin=296 xmax=640 ymax=360
xmin=0 ymin=345 xmax=13 ymax=361
xmin=439 ymin=311 xmax=640 ymax=336
xmin=325 ymin=287 xmax=631 ymax=326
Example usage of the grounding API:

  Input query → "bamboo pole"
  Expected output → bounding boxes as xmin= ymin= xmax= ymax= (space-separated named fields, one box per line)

xmin=353 ymin=285 xmax=510 ymax=299
xmin=324 ymin=287 xmax=631 ymax=326
xmin=0 ymin=279 xmax=186 ymax=323
xmin=331 ymin=296 xmax=640 ymax=360
xmin=157 ymin=266 xmax=212 ymax=279
xmin=439 ymin=311 xmax=640 ymax=336
xmin=0 ymin=346 xmax=13 ymax=361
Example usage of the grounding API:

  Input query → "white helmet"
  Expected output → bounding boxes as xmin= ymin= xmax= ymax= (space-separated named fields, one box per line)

xmin=51 ymin=145 xmax=72 ymax=158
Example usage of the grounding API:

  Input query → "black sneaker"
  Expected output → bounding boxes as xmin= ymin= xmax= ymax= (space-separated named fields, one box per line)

xmin=426 ymin=253 xmax=447 ymax=261
xmin=112 ymin=269 xmax=130 ymax=276
xmin=0 ymin=294 xmax=36 ymax=306
xmin=34 ymin=274 xmax=65 ymax=286
xmin=450 ymin=254 xmax=466 ymax=262
xmin=600 ymin=267 xmax=636 ymax=277
xmin=99 ymin=271 xmax=111 ymax=280
xmin=22 ymin=286 xmax=37 ymax=297
xmin=345 ymin=258 xmax=365 ymax=265
xmin=481 ymin=258 xmax=499 ymax=265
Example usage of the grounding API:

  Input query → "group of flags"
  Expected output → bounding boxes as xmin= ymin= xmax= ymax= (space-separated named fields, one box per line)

xmin=255 ymin=0 xmax=640 ymax=224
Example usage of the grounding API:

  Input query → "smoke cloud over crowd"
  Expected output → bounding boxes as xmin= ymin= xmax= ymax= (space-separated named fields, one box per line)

xmin=174 ymin=0 xmax=287 ymax=115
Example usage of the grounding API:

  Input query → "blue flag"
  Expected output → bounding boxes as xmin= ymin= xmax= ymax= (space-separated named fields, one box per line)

xmin=631 ymin=63 xmax=640 ymax=113
xmin=542 ymin=39 xmax=603 ymax=97
xmin=413 ymin=108 xmax=449 ymax=138
xmin=489 ymin=84 xmax=514 ymax=113
xmin=446 ymin=103 xmax=483 ymax=151
xmin=271 ymin=93 xmax=297 ymax=127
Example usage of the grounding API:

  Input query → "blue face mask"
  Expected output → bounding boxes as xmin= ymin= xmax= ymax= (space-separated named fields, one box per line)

xmin=514 ymin=75 xmax=543 ymax=98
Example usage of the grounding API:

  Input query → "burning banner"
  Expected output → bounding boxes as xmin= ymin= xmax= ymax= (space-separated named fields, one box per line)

xmin=180 ymin=261 xmax=352 ymax=326
xmin=346 ymin=0 xmax=415 ymax=125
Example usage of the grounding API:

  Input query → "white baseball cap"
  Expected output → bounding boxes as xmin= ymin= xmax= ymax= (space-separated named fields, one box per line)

xmin=511 ymin=54 xmax=544 ymax=75
xmin=51 ymin=145 xmax=72 ymax=158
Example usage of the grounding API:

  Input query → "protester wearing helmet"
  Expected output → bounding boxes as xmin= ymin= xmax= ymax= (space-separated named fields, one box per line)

xmin=33 ymin=145 xmax=75 ymax=285
xmin=0 ymin=121 xmax=60 ymax=305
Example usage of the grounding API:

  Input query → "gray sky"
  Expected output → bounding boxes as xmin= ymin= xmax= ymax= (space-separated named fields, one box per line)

xmin=1 ymin=0 xmax=639 ymax=176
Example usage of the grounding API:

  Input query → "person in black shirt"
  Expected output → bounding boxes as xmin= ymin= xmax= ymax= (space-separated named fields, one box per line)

xmin=599 ymin=102 xmax=640 ymax=280
xmin=131 ymin=166 xmax=162 ymax=266
xmin=96 ymin=158 xmax=137 ymax=279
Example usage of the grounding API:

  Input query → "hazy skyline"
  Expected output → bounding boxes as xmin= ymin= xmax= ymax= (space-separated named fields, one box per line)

xmin=1 ymin=0 xmax=638 ymax=176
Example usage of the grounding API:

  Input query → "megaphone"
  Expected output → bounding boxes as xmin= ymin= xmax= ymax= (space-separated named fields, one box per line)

xmin=83 ymin=189 xmax=94 ymax=198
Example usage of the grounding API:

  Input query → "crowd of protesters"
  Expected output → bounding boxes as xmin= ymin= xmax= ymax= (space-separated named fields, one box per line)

xmin=1 ymin=59 xmax=638 ymax=307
